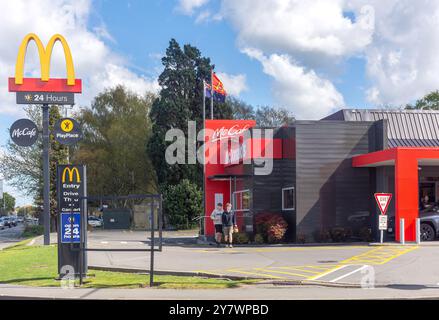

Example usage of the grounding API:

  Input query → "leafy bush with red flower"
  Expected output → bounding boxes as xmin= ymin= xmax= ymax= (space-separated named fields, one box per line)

xmin=255 ymin=213 xmax=288 ymax=243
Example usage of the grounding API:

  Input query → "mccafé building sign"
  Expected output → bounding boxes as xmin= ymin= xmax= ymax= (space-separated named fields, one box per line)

xmin=204 ymin=109 xmax=439 ymax=243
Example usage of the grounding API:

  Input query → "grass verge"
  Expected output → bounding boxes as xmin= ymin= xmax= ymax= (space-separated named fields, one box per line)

xmin=0 ymin=242 xmax=258 ymax=289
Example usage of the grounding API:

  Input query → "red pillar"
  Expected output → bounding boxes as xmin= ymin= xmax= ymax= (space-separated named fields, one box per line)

xmin=394 ymin=150 xmax=419 ymax=242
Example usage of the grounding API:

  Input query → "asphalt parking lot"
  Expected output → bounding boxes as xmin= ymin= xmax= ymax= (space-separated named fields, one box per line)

xmin=83 ymin=230 xmax=437 ymax=287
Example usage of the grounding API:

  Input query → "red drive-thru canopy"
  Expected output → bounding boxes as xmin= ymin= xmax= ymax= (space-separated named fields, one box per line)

xmin=353 ymin=147 xmax=439 ymax=242
xmin=203 ymin=120 xmax=283 ymax=237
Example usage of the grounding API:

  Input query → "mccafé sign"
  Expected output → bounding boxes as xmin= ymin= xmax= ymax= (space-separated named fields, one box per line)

xmin=211 ymin=124 xmax=250 ymax=142
xmin=9 ymin=118 xmax=39 ymax=147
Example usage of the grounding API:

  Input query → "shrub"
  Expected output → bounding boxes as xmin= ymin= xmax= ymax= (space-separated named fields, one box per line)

xmin=22 ymin=225 xmax=44 ymax=238
xmin=312 ymin=229 xmax=331 ymax=243
xmin=254 ymin=233 xmax=264 ymax=244
xmin=255 ymin=213 xmax=288 ymax=243
xmin=329 ymin=227 xmax=352 ymax=242
xmin=297 ymin=233 xmax=306 ymax=244
xmin=162 ymin=179 xmax=202 ymax=230
xmin=233 ymin=232 xmax=250 ymax=244
xmin=359 ymin=227 xmax=373 ymax=242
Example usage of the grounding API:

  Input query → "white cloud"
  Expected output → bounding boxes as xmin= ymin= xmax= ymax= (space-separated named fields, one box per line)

xmin=243 ymin=48 xmax=344 ymax=119
xmin=176 ymin=0 xmax=209 ymax=15
xmin=0 ymin=0 xmax=158 ymax=116
xmin=221 ymin=0 xmax=375 ymax=59
xmin=216 ymin=72 xmax=247 ymax=97
xmin=355 ymin=0 xmax=439 ymax=105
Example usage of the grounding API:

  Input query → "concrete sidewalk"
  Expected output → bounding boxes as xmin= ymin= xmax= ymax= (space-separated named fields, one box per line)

xmin=2 ymin=283 xmax=439 ymax=300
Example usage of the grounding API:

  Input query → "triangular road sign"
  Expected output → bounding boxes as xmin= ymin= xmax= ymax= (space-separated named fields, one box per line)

xmin=374 ymin=193 xmax=392 ymax=215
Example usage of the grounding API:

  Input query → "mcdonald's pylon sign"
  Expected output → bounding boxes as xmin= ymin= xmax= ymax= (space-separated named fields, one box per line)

xmin=8 ymin=33 xmax=82 ymax=93
xmin=61 ymin=167 xmax=81 ymax=184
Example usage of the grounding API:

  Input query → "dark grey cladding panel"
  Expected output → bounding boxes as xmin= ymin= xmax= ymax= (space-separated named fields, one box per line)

xmin=295 ymin=121 xmax=374 ymax=241
xmin=323 ymin=109 xmax=439 ymax=147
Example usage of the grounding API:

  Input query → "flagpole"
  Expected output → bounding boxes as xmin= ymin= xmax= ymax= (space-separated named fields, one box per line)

xmin=202 ymin=80 xmax=206 ymax=239
xmin=210 ymin=68 xmax=214 ymax=120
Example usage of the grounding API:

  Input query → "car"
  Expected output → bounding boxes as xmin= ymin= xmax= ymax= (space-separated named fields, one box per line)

xmin=0 ymin=219 xmax=4 ymax=230
xmin=88 ymin=216 xmax=103 ymax=228
xmin=388 ymin=203 xmax=439 ymax=241
xmin=17 ymin=217 xmax=24 ymax=223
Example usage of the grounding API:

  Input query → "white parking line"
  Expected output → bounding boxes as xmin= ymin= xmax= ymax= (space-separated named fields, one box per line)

xmin=120 ymin=241 xmax=128 ymax=244
xmin=101 ymin=241 xmax=108 ymax=244
xmin=329 ymin=265 xmax=368 ymax=283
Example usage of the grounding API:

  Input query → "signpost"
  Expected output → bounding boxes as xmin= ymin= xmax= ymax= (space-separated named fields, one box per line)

xmin=57 ymin=165 xmax=87 ymax=277
xmin=374 ymin=193 xmax=392 ymax=244
xmin=8 ymin=33 xmax=82 ymax=246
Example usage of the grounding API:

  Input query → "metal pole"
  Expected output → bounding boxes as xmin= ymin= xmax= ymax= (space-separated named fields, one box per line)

xmin=202 ymin=80 xmax=206 ymax=238
xmin=149 ymin=200 xmax=154 ymax=287
xmin=210 ymin=69 xmax=214 ymax=120
xmin=42 ymin=104 xmax=50 ymax=245
xmin=416 ymin=218 xmax=421 ymax=244
xmin=400 ymin=218 xmax=405 ymax=244
xmin=380 ymin=230 xmax=383 ymax=244
xmin=158 ymin=195 xmax=163 ymax=251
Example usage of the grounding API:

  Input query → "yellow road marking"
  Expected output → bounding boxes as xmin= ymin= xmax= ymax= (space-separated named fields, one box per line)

xmin=226 ymin=268 xmax=284 ymax=279
xmin=273 ymin=267 xmax=321 ymax=274
xmin=254 ymin=268 xmax=310 ymax=278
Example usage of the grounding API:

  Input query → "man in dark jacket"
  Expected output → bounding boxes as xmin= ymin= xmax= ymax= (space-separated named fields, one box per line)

xmin=222 ymin=203 xmax=237 ymax=248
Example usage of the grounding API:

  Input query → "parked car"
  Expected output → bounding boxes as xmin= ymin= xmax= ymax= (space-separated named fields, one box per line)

xmin=88 ymin=216 xmax=103 ymax=228
xmin=0 ymin=219 xmax=4 ymax=230
xmin=388 ymin=203 xmax=439 ymax=241
xmin=17 ymin=217 xmax=24 ymax=223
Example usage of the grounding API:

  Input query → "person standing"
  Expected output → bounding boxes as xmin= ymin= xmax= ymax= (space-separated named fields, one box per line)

xmin=222 ymin=203 xmax=237 ymax=248
xmin=210 ymin=203 xmax=224 ymax=247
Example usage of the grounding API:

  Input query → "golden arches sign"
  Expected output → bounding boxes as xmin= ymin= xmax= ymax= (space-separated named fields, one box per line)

xmin=15 ymin=33 xmax=76 ymax=86
xmin=62 ymin=167 xmax=81 ymax=183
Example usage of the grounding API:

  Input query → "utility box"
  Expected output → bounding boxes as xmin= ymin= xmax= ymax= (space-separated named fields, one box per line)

xmin=103 ymin=208 xmax=131 ymax=229
xmin=133 ymin=204 xmax=158 ymax=230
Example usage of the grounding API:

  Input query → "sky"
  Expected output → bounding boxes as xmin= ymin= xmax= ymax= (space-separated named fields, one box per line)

xmin=2 ymin=0 xmax=439 ymax=206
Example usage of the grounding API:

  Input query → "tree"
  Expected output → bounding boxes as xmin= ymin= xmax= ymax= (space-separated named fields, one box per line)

xmin=406 ymin=91 xmax=439 ymax=110
xmin=73 ymin=86 xmax=157 ymax=197
xmin=255 ymin=106 xmax=295 ymax=127
xmin=0 ymin=192 xmax=15 ymax=215
xmin=227 ymin=97 xmax=295 ymax=127
xmin=147 ymin=39 xmax=232 ymax=189
xmin=0 ymin=105 xmax=68 ymax=228
xmin=162 ymin=179 xmax=202 ymax=229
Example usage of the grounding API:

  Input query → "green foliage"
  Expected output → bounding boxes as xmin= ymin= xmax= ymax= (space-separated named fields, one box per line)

xmin=0 ymin=106 xmax=68 ymax=226
xmin=406 ymin=90 xmax=439 ymax=110
xmin=358 ymin=227 xmax=374 ymax=242
xmin=254 ymin=233 xmax=264 ymax=244
xmin=255 ymin=213 xmax=288 ymax=243
xmin=329 ymin=227 xmax=353 ymax=242
xmin=162 ymin=179 xmax=202 ymax=229
xmin=147 ymin=39 xmax=233 ymax=188
xmin=312 ymin=229 xmax=332 ymax=243
xmin=73 ymin=86 xmax=157 ymax=197
xmin=22 ymin=225 xmax=44 ymax=238
xmin=227 ymin=97 xmax=295 ymax=127
xmin=233 ymin=232 xmax=250 ymax=244
xmin=0 ymin=192 xmax=15 ymax=214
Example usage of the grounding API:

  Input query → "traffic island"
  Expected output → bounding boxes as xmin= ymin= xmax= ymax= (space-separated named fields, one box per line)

xmin=0 ymin=241 xmax=258 ymax=289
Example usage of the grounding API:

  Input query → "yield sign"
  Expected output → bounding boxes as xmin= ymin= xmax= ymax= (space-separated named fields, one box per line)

xmin=374 ymin=193 xmax=392 ymax=215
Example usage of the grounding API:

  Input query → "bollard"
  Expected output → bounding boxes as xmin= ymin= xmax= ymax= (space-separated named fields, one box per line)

xmin=416 ymin=218 xmax=421 ymax=244
xmin=400 ymin=218 xmax=405 ymax=244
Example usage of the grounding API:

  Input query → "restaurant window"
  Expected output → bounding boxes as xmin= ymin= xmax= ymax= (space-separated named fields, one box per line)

xmin=282 ymin=187 xmax=295 ymax=211
xmin=233 ymin=190 xmax=251 ymax=212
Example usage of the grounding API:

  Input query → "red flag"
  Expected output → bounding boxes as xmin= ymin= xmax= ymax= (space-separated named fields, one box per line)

xmin=212 ymin=73 xmax=227 ymax=96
